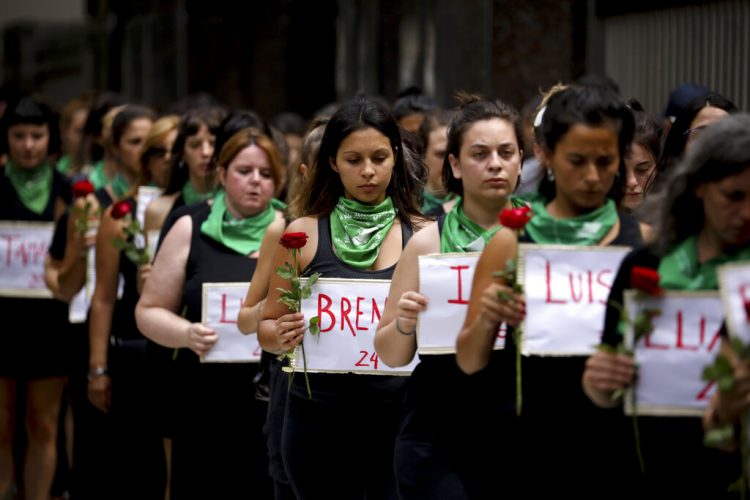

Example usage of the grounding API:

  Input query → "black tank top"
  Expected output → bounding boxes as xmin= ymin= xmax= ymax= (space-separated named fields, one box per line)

xmin=291 ymin=214 xmax=413 ymax=404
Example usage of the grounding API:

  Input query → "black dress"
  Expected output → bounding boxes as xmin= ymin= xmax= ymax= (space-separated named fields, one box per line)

xmin=395 ymin=213 xmax=516 ymax=500
xmin=598 ymin=246 xmax=740 ymax=498
xmin=168 ymin=205 xmax=272 ymax=499
xmin=0 ymin=166 xmax=71 ymax=379
xmin=509 ymin=212 xmax=645 ymax=498
xmin=281 ymin=215 xmax=412 ymax=500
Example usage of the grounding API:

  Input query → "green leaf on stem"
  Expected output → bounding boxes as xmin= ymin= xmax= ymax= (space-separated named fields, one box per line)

xmin=309 ymin=316 xmax=320 ymax=337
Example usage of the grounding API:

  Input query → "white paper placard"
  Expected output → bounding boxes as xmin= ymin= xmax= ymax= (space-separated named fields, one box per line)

xmin=718 ymin=262 xmax=750 ymax=344
xmin=417 ymin=252 xmax=505 ymax=354
xmin=69 ymin=249 xmax=95 ymax=323
xmin=134 ymin=187 xmax=163 ymax=250
xmin=0 ymin=221 xmax=54 ymax=298
xmin=200 ymin=282 xmax=261 ymax=363
xmin=518 ymin=244 xmax=630 ymax=355
xmin=624 ymin=291 xmax=723 ymax=417
xmin=297 ymin=277 xmax=419 ymax=374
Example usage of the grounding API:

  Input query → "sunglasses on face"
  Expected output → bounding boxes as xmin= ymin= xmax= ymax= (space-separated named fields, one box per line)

xmin=148 ymin=146 xmax=169 ymax=159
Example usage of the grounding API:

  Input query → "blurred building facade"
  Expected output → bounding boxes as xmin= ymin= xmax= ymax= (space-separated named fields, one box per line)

xmin=1 ymin=0 xmax=747 ymax=117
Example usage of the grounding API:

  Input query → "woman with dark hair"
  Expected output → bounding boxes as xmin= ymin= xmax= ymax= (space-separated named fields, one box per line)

xmin=259 ymin=95 xmax=428 ymax=499
xmin=143 ymin=106 xmax=226 ymax=242
xmin=584 ymin=113 xmax=750 ymax=497
xmin=456 ymin=85 xmax=647 ymax=496
xmin=647 ymin=92 xmax=737 ymax=194
xmin=418 ymin=108 xmax=458 ymax=216
xmin=375 ymin=94 xmax=524 ymax=498
xmin=136 ymin=128 xmax=284 ymax=498
xmin=0 ymin=94 xmax=70 ymax=500
xmin=621 ymin=99 xmax=662 ymax=212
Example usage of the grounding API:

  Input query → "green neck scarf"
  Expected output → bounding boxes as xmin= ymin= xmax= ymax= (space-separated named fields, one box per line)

xmin=88 ymin=160 xmax=109 ymax=190
xmin=422 ymin=189 xmax=456 ymax=214
xmin=270 ymin=198 xmax=287 ymax=212
xmin=441 ymin=199 xmax=501 ymax=253
xmin=658 ymin=235 xmax=750 ymax=290
xmin=330 ymin=196 xmax=397 ymax=269
xmin=111 ymin=173 xmax=131 ymax=199
xmin=524 ymin=193 xmax=618 ymax=245
xmin=56 ymin=155 xmax=71 ymax=176
xmin=5 ymin=160 xmax=53 ymax=215
xmin=182 ymin=181 xmax=214 ymax=206
xmin=200 ymin=191 xmax=276 ymax=255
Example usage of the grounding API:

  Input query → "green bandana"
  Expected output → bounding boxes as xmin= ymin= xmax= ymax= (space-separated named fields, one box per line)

xmin=182 ymin=181 xmax=215 ymax=206
xmin=524 ymin=193 xmax=618 ymax=245
xmin=330 ymin=196 xmax=397 ymax=269
xmin=5 ymin=160 xmax=53 ymax=215
xmin=422 ymin=189 xmax=456 ymax=214
xmin=200 ymin=191 xmax=276 ymax=255
xmin=440 ymin=197 xmax=527 ymax=253
xmin=658 ymin=235 xmax=750 ymax=290
xmin=56 ymin=155 xmax=71 ymax=176
xmin=270 ymin=198 xmax=287 ymax=211
xmin=440 ymin=199 xmax=499 ymax=253
xmin=88 ymin=160 xmax=109 ymax=190
xmin=111 ymin=173 xmax=130 ymax=199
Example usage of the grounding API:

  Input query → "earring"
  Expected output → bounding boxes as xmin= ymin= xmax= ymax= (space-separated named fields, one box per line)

xmin=546 ymin=169 xmax=555 ymax=182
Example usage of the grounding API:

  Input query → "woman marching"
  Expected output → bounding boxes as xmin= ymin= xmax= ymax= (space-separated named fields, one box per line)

xmin=136 ymin=128 xmax=284 ymax=498
xmin=456 ymin=85 xmax=647 ymax=497
xmin=584 ymin=113 xmax=749 ymax=497
xmin=259 ymin=95 xmax=428 ymax=499
xmin=0 ymin=95 xmax=70 ymax=500
xmin=374 ymin=94 xmax=524 ymax=498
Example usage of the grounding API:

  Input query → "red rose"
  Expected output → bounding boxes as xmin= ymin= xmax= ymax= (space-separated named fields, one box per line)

xmin=499 ymin=206 xmax=533 ymax=230
xmin=110 ymin=200 xmax=133 ymax=220
xmin=630 ymin=266 xmax=662 ymax=296
xmin=279 ymin=232 xmax=308 ymax=249
xmin=744 ymin=299 xmax=750 ymax=323
xmin=72 ymin=180 xmax=95 ymax=198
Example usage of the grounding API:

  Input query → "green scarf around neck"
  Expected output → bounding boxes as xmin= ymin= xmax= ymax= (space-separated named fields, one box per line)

xmin=200 ymin=191 xmax=276 ymax=255
xmin=422 ymin=189 xmax=456 ymax=214
xmin=441 ymin=199 xmax=499 ymax=253
xmin=111 ymin=173 xmax=131 ymax=199
xmin=524 ymin=193 xmax=618 ymax=246
xmin=56 ymin=155 xmax=71 ymax=176
xmin=330 ymin=196 xmax=397 ymax=269
xmin=658 ymin=235 xmax=750 ymax=290
xmin=5 ymin=160 xmax=53 ymax=215
xmin=88 ymin=160 xmax=109 ymax=190
xmin=182 ymin=181 xmax=214 ymax=206
xmin=440 ymin=197 xmax=527 ymax=253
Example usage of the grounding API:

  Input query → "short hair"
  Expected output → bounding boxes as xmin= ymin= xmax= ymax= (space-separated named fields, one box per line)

xmin=646 ymin=113 xmax=750 ymax=255
xmin=442 ymin=93 xmax=523 ymax=197
xmin=217 ymin=128 xmax=286 ymax=197
xmin=0 ymin=94 xmax=61 ymax=156
xmin=392 ymin=87 xmax=438 ymax=121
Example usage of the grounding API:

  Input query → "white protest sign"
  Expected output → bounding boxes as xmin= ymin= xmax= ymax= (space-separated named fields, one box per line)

xmin=0 ymin=221 xmax=54 ymax=298
xmin=135 ymin=187 xmax=163 ymax=251
xmin=417 ymin=252 xmax=505 ymax=354
xmin=718 ymin=262 xmax=750 ymax=344
xmin=298 ymin=277 xmax=418 ymax=374
xmin=201 ymin=282 xmax=261 ymax=363
xmin=518 ymin=244 xmax=630 ymax=355
xmin=624 ymin=291 xmax=723 ymax=417
xmin=69 ymin=249 xmax=95 ymax=323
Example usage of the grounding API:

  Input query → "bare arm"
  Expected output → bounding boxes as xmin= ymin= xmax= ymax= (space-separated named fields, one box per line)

xmin=87 ymin=205 xmax=122 ymax=412
xmin=455 ymin=229 xmax=523 ymax=374
xmin=258 ymin=217 xmax=318 ymax=355
xmin=53 ymin=196 xmax=100 ymax=301
xmin=237 ymin=212 xmax=286 ymax=335
xmin=374 ymin=223 xmax=438 ymax=367
xmin=135 ymin=215 xmax=217 ymax=355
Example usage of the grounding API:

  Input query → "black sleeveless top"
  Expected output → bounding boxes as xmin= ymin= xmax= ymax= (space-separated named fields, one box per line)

xmin=291 ymin=214 xmax=413 ymax=404
xmin=515 ymin=210 xmax=644 ymax=415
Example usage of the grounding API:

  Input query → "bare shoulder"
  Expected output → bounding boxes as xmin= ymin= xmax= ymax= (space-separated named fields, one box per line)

xmin=410 ymin=214 xmax=433 ymax=232
xmin=639 ymin=222 xmax=654 ymax=244
xmin=406 ymin=220 xmax=440 ymax=255
xmin=145 ymin=193 xmax=178 ymax=220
